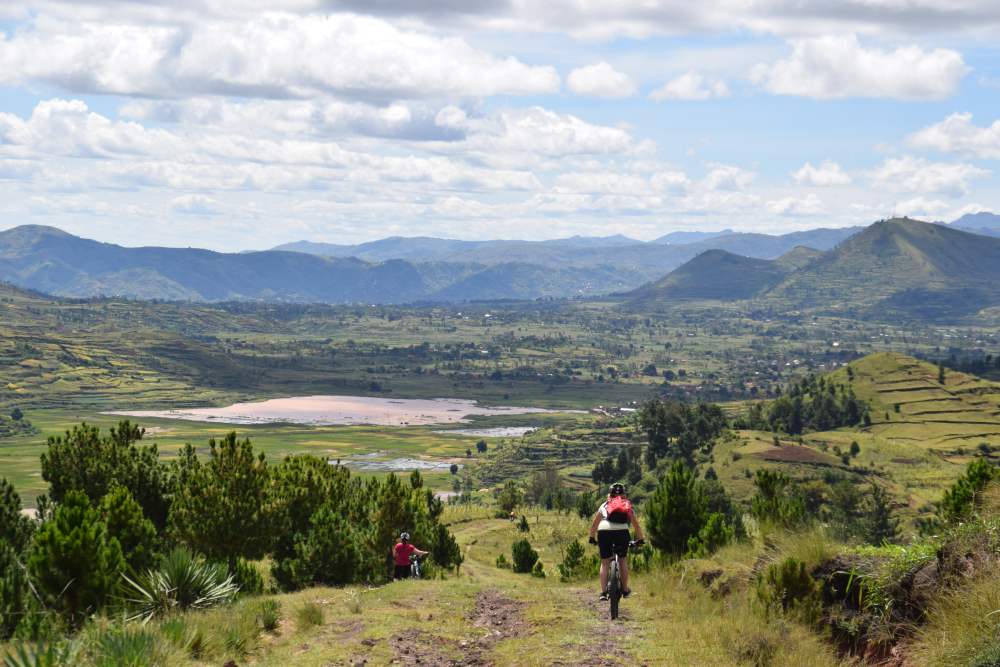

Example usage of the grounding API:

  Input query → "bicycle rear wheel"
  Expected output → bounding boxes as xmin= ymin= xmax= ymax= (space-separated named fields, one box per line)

xmin=608 ymin=558 xmax=621 ymax=620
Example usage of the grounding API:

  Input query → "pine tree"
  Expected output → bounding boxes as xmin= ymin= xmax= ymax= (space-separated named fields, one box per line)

xmin=0 ymin=477 xmax=33 ymax=553
xmin=40 ymin=421 xmax=172 ymax=531
xmin=170 ymin=434 xmax=273 ymax=572
xmin=645 ymin=460 xmax=707 ymax=555
xmin=0 ymin=542 xmax=29 ymax=639
xmin=28 ymin=490 xmax=124 ymax=627
xmin=98 ymin=485 xmax=158 ymax=574
xmin=864 ymin=484 xmax=899 ymax=544
xmin=280 ymin=505 xmax=362 ymax=588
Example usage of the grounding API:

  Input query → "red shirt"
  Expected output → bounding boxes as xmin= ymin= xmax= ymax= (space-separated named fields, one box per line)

xmin=394 ymin=541 xmax=416 ymax=566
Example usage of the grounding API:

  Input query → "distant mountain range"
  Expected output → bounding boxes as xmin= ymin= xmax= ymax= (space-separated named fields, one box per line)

xmin=629 ymin=217 xmax=1000 ymax=321
xmin=1 ymin=214 xmax=997 ymax=316
xmin=0 ymin=224 xmax=862 ymax=303
xmin=949 ymin=211 xmax=1000 ymax=238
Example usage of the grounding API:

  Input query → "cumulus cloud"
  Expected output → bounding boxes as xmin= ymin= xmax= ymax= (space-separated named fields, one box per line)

xmin=649 ymin=72 xmax=728 ymax=101
xmin=17 ymin=0 xmax=1000 ymax=40
xmin=702 ymin=164 xmax=755 ymax=191
xmin=0 ymin=99 xmax=179 ymax=159
xmin=170 ymin=194 xmax=221 ymax=215
xmin=0 ymin=13 xmax=560 ymax=100
xmin=750 ymin=35 xmax=968 ymax=100
xmin=908 ymin=112 xmax=1000 ymax=159
xmin=892 ymin=196 xmax=952 ymax=218
xmin=767 ymin=193 xmax=825 ymax=216
xmin=869 ymin=155 xmax=989 ymax=198
xmin=793 ymin=161 xmax=851 ymax=186
xmin=566 ymin=62 xmax=636 ymax=98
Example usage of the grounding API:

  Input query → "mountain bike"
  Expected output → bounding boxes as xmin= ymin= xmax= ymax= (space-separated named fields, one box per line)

xmin=605 ymin=539 xmax=643 ymax=620
xmin=409 ymin=553 xmax=426 ymax=579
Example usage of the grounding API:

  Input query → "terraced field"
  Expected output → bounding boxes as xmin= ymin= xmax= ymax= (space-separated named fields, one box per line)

xmin=836 ymin=353 xmax=1000 ymax=450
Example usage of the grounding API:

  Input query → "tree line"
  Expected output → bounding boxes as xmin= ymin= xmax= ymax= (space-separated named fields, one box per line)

xmin=0 ymin=421 xmax=461 ymax=639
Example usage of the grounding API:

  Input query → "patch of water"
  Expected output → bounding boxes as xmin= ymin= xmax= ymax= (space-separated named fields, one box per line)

xmin=433 ymin=426 xmax=537 ymax=438
xmin=341 ymin=458 xmax=459 ymax=472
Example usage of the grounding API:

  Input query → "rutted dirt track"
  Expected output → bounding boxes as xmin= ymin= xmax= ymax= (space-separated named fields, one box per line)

xmin=388 ymin=589 xmax=527 ymax=666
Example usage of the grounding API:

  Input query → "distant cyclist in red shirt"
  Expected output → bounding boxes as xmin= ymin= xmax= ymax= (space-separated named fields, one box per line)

xmin=393 ymin=531 xmax=429 ymax=580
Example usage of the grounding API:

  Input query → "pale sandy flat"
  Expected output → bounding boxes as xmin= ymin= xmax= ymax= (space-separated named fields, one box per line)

xmin=107 ymin=395 xmax=554 ymax=427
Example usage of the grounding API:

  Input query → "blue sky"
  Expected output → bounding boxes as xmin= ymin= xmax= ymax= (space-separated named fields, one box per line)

xmin=0 ymin=1 xmax=998 ymax=251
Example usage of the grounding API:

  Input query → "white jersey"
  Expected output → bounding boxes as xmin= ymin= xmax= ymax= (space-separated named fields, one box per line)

xmin=597 ymin=500 xmax=630 ymax=532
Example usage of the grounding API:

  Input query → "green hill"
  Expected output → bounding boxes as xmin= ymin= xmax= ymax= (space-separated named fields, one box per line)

xmin=628 ymin=249 xmax=789 ymax=303
xmin=766 ymin=218 xmax=1000 ymax=320
xmin=773 ymin=245 xmax=822 ymax=270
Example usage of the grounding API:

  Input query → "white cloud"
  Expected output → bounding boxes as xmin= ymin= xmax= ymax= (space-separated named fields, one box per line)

xmin=650 ymin=171 xmax=691 ymax=193
xmin=460 ymin=107 xmax=634 ymax=161
xmin=649 ymin=72 xmax=728 ymax=101
xmin=892 ymin=196 xmax=952 ymax=218
xmin=869 ymin=155 xmax=989 ymax=198
xmin=170 ymin=194 xmax=221 ymax=215
xmin=908 ymin=112 xmax=1000 ymax=159
xmin=766 ymin=193 xmax=825 ymax=216
xmin=750 ymin=35 xmax=968 ymax=100
xmin=0 ymin=99 xmax=179 ymax=159
xmin=566 ymin=62 xmax=635 ymax=98
xmin=702 ymin=164 xmax=755 ymax=191
xmin=0 ymin=13 xmax=560 ymax=100
xmin=793 ymin=161 xmax=851 ymax=186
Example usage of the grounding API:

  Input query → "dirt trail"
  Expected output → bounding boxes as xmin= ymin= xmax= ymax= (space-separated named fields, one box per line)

xmin=388 ymin=589 xmax=527 ymax=666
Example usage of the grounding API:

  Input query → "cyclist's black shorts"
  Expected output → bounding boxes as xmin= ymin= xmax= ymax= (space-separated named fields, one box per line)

xmin=394 ymin=565 xmax=411 ymax=580
xmin=597 ymin=529 xmax=631 ymax=559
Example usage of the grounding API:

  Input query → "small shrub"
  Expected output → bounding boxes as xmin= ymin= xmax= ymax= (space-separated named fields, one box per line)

xmin=158 ymin=618 xmax=206 ymax=659
xmin=92 ymin=626 xmax=166 ymax=667
xmin=495 ymin=554 xmax=510 ymax=569
xmin=531 ymin=561 xmax=546 ymax=578
xmin=344 ymin=591 xmax=362 ymax=615
xmin=518 ymin=515 xmax=530 ymax=532
xmin=256 ymin=598 xmax=282 ymax=632
xmin=232 ymin=559 xmax=265 ymax=596
xmin=725 ymin=631 xmax=778 ymax=667
xmin=756 ymin=558 xmax=820 ymax=625
xmin=221 ymin=608 xmax=259 ymax=658
xmin=295 ymin=602 xmax=324 ymax=631
xmin=511 ymin=539 xmax=539 ymax=574
xmin=687 ymin=512 xmax=735 ymax=558
xmin=557 ymin=540 xmax=587 ymax=581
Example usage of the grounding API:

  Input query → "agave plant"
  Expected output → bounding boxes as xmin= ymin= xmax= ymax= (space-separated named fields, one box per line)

xmin=122 ymin=548 xmax=239 ymax=623
xmin=2 ymin=641 xmax=79 ymax=667
xmin=92 ymin=626 xmax=164 ymax=667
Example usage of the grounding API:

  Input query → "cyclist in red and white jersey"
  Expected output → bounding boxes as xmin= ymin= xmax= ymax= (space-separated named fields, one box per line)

xmin=588 ymin=483 xmax=645 ymax=601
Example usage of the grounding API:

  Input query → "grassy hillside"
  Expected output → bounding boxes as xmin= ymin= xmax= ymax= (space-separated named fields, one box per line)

xmin=16 ymin=501 xmax=999 ymax=666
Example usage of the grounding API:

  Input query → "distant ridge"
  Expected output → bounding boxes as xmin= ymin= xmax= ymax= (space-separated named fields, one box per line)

xmin=950 ymin=211 xmax=1000 ymax=238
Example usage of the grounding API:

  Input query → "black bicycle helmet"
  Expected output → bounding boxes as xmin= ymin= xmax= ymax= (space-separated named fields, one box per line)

xmin=609 ymin=483 xmax=626 ymax=497
xmin=400 ymin=531 xmax=410 ymax=541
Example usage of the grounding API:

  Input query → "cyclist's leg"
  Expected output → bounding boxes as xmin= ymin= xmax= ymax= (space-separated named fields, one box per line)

xmin=597 ymin=530 xmax=613 ymax=595
xmin=615 ymin=531 xmax=632 ymax=592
